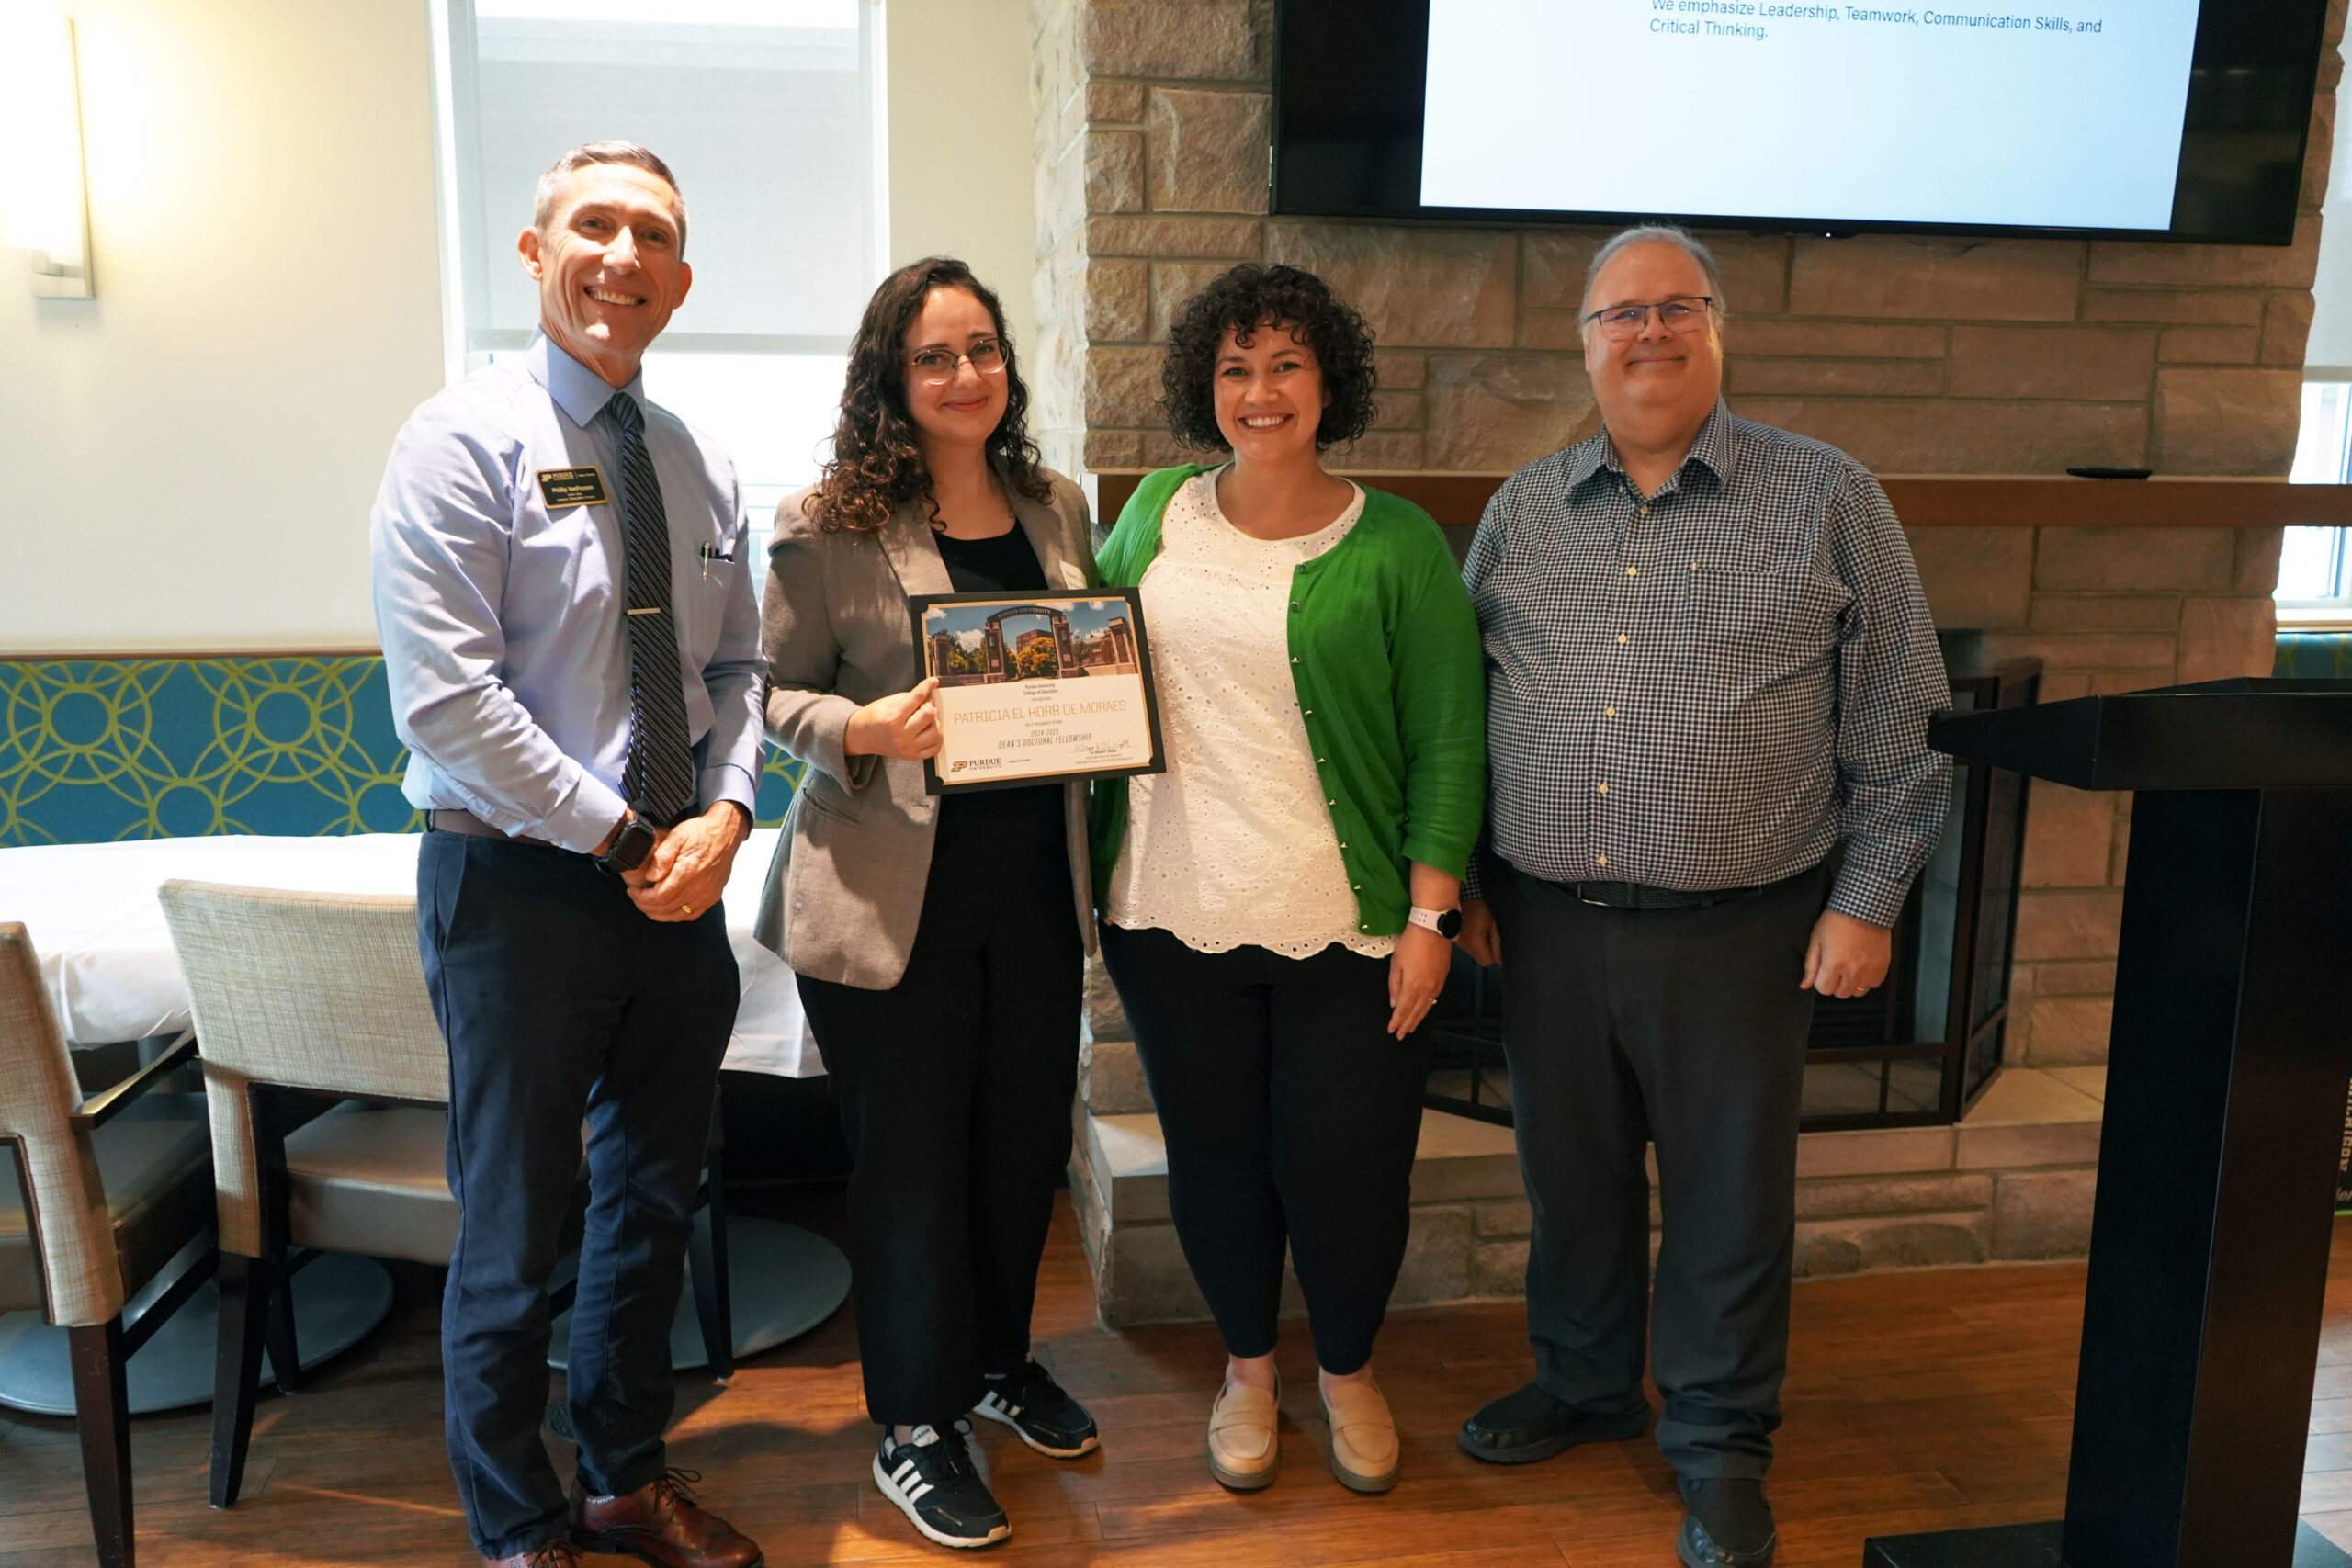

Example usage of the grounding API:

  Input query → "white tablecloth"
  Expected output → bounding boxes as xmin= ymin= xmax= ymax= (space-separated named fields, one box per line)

xmin=0 ymin=830 xmax=823 ymax=1077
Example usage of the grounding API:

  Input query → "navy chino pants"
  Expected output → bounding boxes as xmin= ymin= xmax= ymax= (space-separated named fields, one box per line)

xmin=416 ymin=830 xmax=737 ymax=1560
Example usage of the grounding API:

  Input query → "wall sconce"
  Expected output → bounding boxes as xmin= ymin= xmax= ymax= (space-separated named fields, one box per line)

xmin=0 ymin=0 xmax=95 ymax=298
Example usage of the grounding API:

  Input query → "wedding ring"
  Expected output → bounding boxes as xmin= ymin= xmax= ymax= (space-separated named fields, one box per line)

xmin=680 ymin=903 xmax=694 ymax=918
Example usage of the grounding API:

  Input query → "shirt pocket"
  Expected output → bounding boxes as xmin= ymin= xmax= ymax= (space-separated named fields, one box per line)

xmin=1681 ymin=559 xmax=1847 ymax=689
xmin=687 ymin=536 xmax=741 ymax=624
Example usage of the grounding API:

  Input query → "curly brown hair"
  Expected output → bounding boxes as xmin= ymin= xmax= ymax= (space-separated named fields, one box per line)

xmin=1159 ymin=263 xmax=1378 ymax=452
xmin=810 ymin=257 xmax=1052 ymax=535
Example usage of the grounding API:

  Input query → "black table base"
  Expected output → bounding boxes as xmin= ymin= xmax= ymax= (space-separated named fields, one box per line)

xmin=1907 ymin=680 xmax=2352 ymax=1568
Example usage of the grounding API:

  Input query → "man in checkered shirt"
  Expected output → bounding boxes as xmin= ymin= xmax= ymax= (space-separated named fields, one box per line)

xmin=1452 ymin=226 xmax=1951 ymax=1568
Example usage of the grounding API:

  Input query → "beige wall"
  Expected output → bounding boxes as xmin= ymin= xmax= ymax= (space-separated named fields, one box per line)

xmin=887 ymin=0 xmax=1038 ymax=356
xmin=0 ymin=0 xmax=1044 ymax=656
xmin=0 ymin=0 xmax=445 ymax=655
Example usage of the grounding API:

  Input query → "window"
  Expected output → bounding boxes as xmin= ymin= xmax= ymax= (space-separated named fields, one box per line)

xmin=2286 ymin=71 xmax=2352 ymax=628
xmin=430 ymin=0 xmax=882 ymax=546
xmin=2284 ymin=383 xmax=2352 ymax=626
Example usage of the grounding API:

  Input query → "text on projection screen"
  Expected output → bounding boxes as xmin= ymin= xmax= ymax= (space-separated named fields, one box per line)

xmin=1419 ymin=0 xmax=2199 ymax=231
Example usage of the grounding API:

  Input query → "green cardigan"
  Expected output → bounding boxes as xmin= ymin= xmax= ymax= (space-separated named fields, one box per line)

xmin=1091 ymin=465 xmax=1487 ymax=939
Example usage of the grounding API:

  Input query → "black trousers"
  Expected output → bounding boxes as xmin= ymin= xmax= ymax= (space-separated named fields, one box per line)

xmin=794 ymin=793 xmax=1082 ymax=1428
xmin=1488 ymin=857 xmax=1825 ymax=1481
xmin=417 ymin=831 xmax=737 ymax=1561
xmin=1098 ymin=924 xmax=1427 ymax=1375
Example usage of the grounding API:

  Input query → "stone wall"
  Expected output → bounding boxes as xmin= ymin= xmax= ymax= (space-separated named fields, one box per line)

xmin=1030 ymin=0 xmax=2340 ymax=1078
xmin=1029 ymin=0 xmax=2341 ymax=481
xmin=1910 ymin=525 xmax=2284 ymax=1065
xmin=1074 ymin=1022 xmax=2109 ymax=1326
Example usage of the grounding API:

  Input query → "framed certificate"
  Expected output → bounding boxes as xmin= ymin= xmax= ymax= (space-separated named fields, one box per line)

xmin=908 ymin=587 xmax=1167 ymax=794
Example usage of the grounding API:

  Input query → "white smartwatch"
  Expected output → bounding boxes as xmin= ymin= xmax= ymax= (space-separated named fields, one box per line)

xmin=1407 ymin=905 xmax=1464 ymax=939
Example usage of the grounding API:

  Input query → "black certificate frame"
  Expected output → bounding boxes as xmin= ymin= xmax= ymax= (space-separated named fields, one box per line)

xmin=906 ymin=586 xmax=1168 ymax=795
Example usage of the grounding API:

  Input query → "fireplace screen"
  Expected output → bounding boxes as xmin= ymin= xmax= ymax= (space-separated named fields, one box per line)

xmin=1424 ymin=645 xmax=2040 ymax=1133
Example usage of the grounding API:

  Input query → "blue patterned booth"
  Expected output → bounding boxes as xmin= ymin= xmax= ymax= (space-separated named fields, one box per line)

xmin=2276 ymin=632 xmax=2352 ymax=680
xmin=0 ymin=656 xmax=800 ymax=847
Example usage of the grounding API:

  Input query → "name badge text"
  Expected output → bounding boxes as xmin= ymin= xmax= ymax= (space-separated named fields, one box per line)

xmin=536 ymin=466 xmax=609 ymax=508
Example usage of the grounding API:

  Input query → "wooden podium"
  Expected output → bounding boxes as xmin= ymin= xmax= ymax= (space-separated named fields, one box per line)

xmin=1866 ymin=679 xmax=2352 ymax=1568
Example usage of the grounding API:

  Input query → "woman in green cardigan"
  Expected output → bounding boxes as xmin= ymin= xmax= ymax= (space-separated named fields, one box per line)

xmin=1093 ymin=264 xmax=1485 ymax=1496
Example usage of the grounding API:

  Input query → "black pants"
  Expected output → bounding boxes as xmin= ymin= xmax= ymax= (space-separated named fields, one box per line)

xmin=1488 ymin=858 xmax=1825 ymax=1481
xmin=417 ymin=831 xmax=737 ymax=1561
xmin=1098 ymin=924 xmax=1427 ymax=1374
xmin=795 ymin=792 xmax=1082 ymax=1428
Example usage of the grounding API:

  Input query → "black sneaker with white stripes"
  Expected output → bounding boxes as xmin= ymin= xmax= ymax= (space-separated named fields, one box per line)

xmin=873 ymin=1423 xmax=1011 ymax=1551
xmin=974 ymin=1360 xmax=1100 ymax=1459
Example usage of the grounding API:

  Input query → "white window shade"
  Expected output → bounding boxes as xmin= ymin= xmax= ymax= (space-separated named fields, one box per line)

xmin=2305 ymin=73 xmax=2352 ymax=377
xmin=438 ymin=0 xmax=879 ymax=497
xmin=449 ymin=0 xmax=875 ymax=351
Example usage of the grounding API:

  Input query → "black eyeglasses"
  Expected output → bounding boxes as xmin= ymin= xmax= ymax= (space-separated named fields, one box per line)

xmin=1580 ymin=297 xmax=1716 ymax=341
xmin=907 ymin=338 xmax=1007 ymax=384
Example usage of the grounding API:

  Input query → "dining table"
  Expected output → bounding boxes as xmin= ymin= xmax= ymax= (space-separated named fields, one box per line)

xmin=0 ymin=828 xmax=848 ymax=1416
xmin=4 ymin=827 xmax=820 ymax=1074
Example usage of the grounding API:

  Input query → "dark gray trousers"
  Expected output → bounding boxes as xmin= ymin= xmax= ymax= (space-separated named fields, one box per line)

xmin=1488 ymin=857 xmax=1825 ymax=1481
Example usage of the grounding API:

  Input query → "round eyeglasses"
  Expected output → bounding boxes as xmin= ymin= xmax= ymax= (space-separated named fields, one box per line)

xmin=1581 ymin=297 xmax=1716 ymax=342
xmin=907 ymin=338 xmax=1007 ymax=384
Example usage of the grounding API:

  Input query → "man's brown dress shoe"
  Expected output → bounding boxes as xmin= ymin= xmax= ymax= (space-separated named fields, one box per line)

xmin=483 ymin=1544 xmax=580 ymax=1568
xmin=568 ymin=1468 xmax=763 ymax=1568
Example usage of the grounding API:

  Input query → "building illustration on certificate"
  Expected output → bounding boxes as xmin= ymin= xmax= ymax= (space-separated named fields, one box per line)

xmin=926 ymin=598 xmax=1142 ymax=686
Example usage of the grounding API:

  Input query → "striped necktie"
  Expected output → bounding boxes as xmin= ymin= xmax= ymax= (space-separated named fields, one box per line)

xmin=604 ymin=391 xmax=696 ymax=829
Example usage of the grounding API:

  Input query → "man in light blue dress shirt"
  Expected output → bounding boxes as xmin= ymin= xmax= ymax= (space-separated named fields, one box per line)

xmin=370 ymin=141 xmax=763 ymax=1568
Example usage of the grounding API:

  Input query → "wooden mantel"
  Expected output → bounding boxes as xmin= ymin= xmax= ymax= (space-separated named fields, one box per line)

xmin=1090 ymin=471 xmax=2352 ymax=531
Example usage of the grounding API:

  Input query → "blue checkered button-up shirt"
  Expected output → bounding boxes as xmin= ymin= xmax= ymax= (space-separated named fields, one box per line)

xmin=1463 ymin=401 xmax=1952 ymax=928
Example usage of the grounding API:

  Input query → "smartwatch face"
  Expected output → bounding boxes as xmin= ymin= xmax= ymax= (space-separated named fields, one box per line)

xmin=607 ymin=819 xmax=656 ymax=873
xmin=1437 ymin=908 xmax=1464 ymax=940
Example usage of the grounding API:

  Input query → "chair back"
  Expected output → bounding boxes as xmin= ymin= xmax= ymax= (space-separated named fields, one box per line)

xmin=157 ymin=882 xmax=448 ymax=1257
xmin=0 ymin=925 xmax=122 ymax=1325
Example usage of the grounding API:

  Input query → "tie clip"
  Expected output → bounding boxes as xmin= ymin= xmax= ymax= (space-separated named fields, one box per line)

xmin=627 ymin=606 xmax=662 ymax=616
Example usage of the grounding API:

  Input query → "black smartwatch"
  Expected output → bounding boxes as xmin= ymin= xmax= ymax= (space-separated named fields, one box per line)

xmin=1407 ymin=905 xmax=1464 ymax=940
xmin=595 ymin=805 xmax=659 ymax=876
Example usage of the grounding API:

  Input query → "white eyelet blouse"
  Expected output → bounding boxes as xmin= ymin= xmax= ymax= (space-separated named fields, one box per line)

xmin=1105 ymin=469 xmax=1393 ymax=960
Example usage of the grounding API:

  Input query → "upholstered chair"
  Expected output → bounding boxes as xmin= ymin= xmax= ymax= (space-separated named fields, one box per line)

xmin=160 ymin=880 xmax=458 ymax=1510
xmin=0 ymin=923 xmax=212 ymax=1568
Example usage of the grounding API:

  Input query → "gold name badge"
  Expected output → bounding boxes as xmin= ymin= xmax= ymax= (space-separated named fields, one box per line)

xmin=536 ymin=466 xmax=609 ymax=508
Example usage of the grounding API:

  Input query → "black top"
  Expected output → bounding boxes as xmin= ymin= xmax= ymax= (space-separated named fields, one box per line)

xmin=928 ymin=523 xmax=1068 ymax=846
xmin=934 ymin=523 xmax=1046 ymax=594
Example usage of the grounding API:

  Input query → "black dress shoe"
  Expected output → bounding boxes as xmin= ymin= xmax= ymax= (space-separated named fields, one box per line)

xmin=1456 ymin=1382 xmax=1652 ymax=1464
xmin=1677 ymin=1476 xmax=1776 ymax=1567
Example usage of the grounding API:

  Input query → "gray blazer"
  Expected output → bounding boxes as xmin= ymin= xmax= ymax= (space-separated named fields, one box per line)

xmin=752 ymin=468 xmax=1100 ymax=988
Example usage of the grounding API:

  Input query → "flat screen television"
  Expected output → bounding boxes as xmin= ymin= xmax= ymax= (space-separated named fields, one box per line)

xmin=1272 ymin=0 xmax=2328 ymax=244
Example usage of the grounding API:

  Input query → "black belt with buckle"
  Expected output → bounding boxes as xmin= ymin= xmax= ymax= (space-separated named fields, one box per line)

xmin=1567 ymin=878 xmax=1768 ymax=910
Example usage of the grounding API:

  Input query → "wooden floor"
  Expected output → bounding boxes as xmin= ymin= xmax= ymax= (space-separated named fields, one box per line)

xmin=10 ymin=1196 xmax=2352 ymax=1568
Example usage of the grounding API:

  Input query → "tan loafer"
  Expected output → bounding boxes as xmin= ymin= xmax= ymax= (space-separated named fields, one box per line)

xmin=1207 ymin=1377 xmax=1281 ymax=1491
xmin=1320 ymin=1378 xmax=1399 ymax=1494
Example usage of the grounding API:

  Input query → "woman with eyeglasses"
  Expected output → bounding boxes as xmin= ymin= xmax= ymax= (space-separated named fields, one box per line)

xmin=754 ymin=256 xmax=1099 ymax=1551
xmin=1091 ymin=263 xmax=1485 ymax=1495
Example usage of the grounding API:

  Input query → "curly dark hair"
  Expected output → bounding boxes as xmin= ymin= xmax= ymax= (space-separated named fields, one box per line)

xmin=810 ymin=257 xmax=1052 ymax=535
xmin=1159 ymin=263 xmax=1377 ymax=452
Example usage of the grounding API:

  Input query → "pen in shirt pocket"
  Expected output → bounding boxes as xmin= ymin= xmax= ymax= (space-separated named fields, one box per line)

xmin=698 ymin=542 xmax=735 ymax=580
